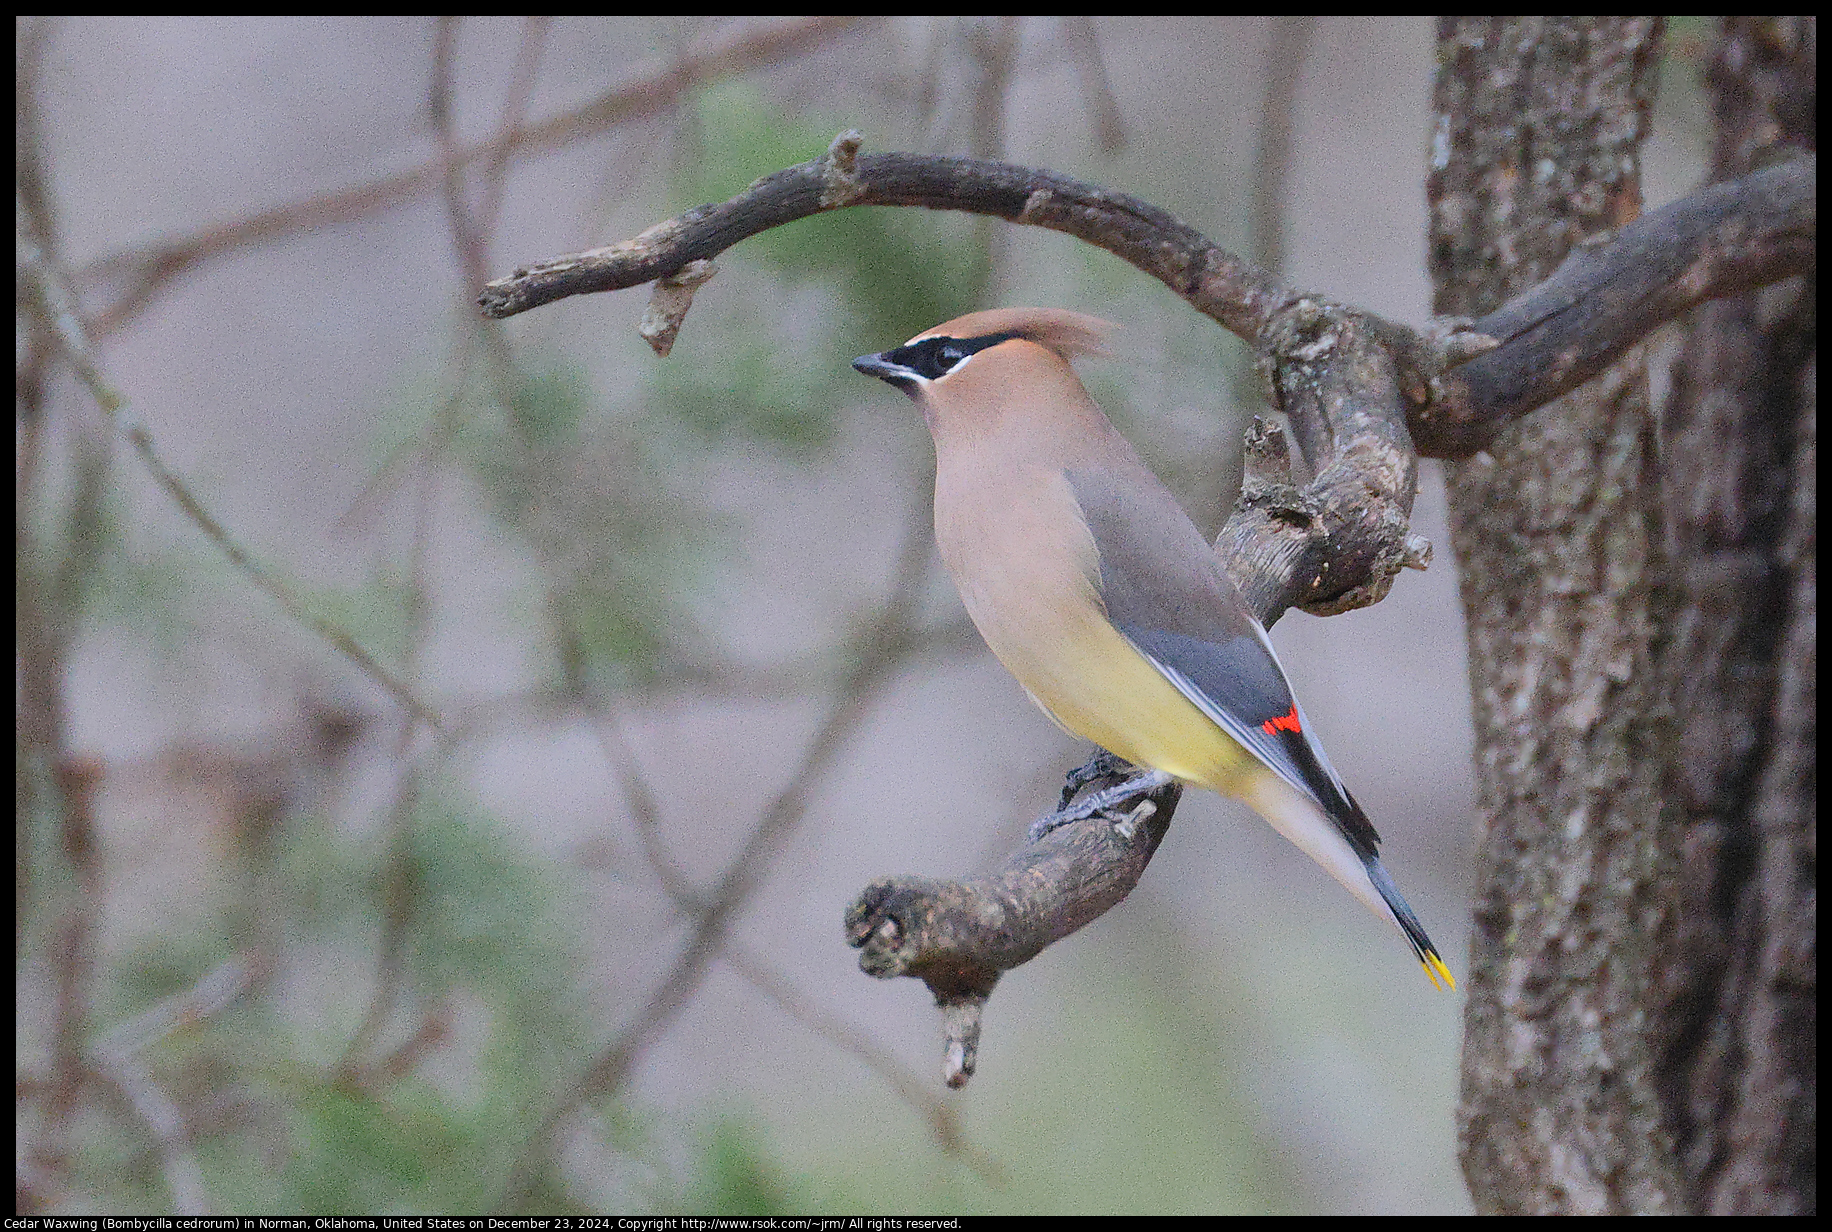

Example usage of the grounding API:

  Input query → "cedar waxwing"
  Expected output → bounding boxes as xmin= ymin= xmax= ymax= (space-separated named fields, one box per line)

xmin=853 ymin=307 xmax=1454 ymax=990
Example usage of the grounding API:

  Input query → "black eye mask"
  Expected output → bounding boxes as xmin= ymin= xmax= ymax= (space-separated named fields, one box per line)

xmin=882 ymin=331 xmax=1020 ymax=380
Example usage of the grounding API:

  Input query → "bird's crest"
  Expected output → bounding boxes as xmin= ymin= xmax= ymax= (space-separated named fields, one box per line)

xmin=914 ymin=307 xmax=1116 ymax=362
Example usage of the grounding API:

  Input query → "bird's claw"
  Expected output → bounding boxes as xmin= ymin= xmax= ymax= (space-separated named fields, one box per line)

xmin=1055 ymin=748 xmax=1132 ymax=810
xmin=1029 ymin=768 xmax=1174 ymax=842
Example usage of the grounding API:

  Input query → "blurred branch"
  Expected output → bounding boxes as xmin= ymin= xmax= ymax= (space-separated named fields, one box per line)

xmin=963 ymin=16 xmax=1019 ymax=301
xmin=724 ymin=945 xmax=1006 ymax=1187
xmin=430 ymin=15 xmax=549 ymax=374
xmin=334 ymin=15 xmax=554 ymax=538
xmin=89 ymin=1054 xmax=211 ymax=1215
xmin=594 ymin=713 xmax=702 ymax=908
xmin=1249 ymin=16 xmax=1312 ymax=280
xmin=1209 ymin=14 xmax=1311 ymax=532
xmin=475 ymin=16 xmax=553 ymax=239
xmin=480 ymin=143 xmax=1815 ymax=462
xmin=43 ymin=758 xmax=104 ymax=1136
xmin=500 ymin=480 xmax=941 ymax=1205
xmin=1060 ymin=15 xmax=1128 ymax=157
xmin=17 ymin=194 xmax=442 ymax=729
xmin=593 ymin=705 xmax=1002 ymax=1179
xmin=332 ymin=761 xmax=425 ymax=1083
xmin=89 ymin=955 xmax=257 ymax=1216
xmin=76 ymin=15 xmax=870 ymax=337
xmin=15 ymin=10 xmax=97 ymax=974
xmin=323 ymin=21 xmax=548 ymax=1085
xmin=95 ymin=953 xmax=261 ymax=1057
xmin=347 ymin=997 xmax=456 ymax=1092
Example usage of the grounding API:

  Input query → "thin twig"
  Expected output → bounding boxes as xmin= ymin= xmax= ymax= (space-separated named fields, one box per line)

xmin=478 ymin=16 xmax=554 ymax=236
xmin=963 ymin=16 xmax=1020 ymax=301
xmin=593 ymin=696 xmax=1001 ymax=1177
xmin=44 ymin=758 xmax=104 ymax=1135
xmin=77 ymin=16 xmax=870 ymax=338
xmin=96 ymin=954 xmax=260 ymax=1057
xmin=1249 ymin=16 xmax=1313 ymax=281
xmin=354 ymin=997 xmax=457 ymax=1090
xmin=87 ymin=954 xmax=257 ymax=1216
xmin=16 ymin=194 xmax=442 ymax=729
xmin=333 ymin=757 xmax=425 ymax=1081
xmin=341 ymin=33 xmax=615 ymax=1096
xmin=593 ymin=713 xmax=702 ymax=908
xmin=1060 ymin=15 xmax=1128 ymax=157
xmin=723 ymin=946 xmax=1006 ymax=1187
xmin=394 ymin=615 xmax=982 ymax=755
xmin=499 ymin=476 xmax=940 ymax=1205
xmin=90 ymin=1051 xmax=212 ymax=1215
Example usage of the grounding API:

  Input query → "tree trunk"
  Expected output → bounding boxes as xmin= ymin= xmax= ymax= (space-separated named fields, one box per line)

xmin=1429 ymin=17 xmax=1682 ymax=1214
xmin=1650 ymin=16 xmax=1817 ymax=1216
xmin=1434 ymin=16 xmax=1816 ymax=1215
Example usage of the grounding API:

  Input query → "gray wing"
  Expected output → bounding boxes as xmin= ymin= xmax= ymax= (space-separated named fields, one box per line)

xmin=1064 ymin=465 xmax=1383 ymax=861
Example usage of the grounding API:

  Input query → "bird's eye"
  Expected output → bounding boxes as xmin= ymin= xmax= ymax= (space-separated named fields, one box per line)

xmin=939 ymin=344 xmax=965 ymax=365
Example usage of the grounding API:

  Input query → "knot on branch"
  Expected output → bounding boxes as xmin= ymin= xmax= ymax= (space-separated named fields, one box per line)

xmin=638 ymin=258 xmax=718 ymax=357
xmin=845 ymin=763 xmax=1180 ymax=1086
xmin=845 ymin=876 xmax=1008 ymax=989
xmin=1237 ymin=416 xmax=1322 ymax=530
xmin=846 ymin=876 xmax=1001 ymax=1086
xmin=819 ymin=129 xmax=868 ymax=209
xmin=1387 ymin=314 xmax=1503 ymax=407
xmin=1222 ymin=298 xmax=1425 ymax=619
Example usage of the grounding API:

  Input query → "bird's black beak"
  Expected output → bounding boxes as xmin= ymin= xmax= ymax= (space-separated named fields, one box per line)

xmin=853 ymin=352 xmax=927 ymax=401
xmin=852 ymin=352 xmax=908 ymax=382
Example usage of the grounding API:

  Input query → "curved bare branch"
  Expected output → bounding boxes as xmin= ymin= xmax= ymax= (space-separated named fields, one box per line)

xmin=1417 ymin=156 xmax=1816 ymax=457
xmin=481 ymin=143 xmax=1814 ymax=463
xmin=480 ymin=135 xmax=1293 ymax=341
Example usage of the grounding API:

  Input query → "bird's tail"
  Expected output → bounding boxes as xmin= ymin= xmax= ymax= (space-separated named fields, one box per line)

xmin=1364 ymin=858 xmax=1457 ymax=991
xmin=1245 ymin=777 xmax=1456 ymax=990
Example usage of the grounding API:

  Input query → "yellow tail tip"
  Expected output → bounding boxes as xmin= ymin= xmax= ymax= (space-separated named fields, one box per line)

xmin=1423 ymin=951 xmax=1457 ymax=991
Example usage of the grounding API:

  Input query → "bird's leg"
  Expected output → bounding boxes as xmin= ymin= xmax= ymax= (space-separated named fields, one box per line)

xmin=1029 ymin=761 xmax=1175 ymax=842
xmin=1055 ymin=748 xmax=1132 ymax=810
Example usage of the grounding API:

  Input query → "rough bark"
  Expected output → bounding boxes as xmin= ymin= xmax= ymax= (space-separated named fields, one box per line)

xmin=1429 ymin=17 xmax=1684 ymax=1214
xmin=1650 ymin=15 xmax=1816 ymax=1216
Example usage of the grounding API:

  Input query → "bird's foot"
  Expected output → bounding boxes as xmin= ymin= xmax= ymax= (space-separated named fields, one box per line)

xmin=1055 ymin=749 xmax=1133 ymax=810
xmin=1028 ymin=766 xmax=1175 ymax=843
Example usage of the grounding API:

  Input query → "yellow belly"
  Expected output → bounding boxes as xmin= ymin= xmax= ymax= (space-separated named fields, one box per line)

xmin=985 ymin=598 xmax=1258 ymax=797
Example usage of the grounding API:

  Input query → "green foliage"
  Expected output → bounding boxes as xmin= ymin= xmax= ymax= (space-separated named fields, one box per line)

xmin=30 ymin=785 xmax=623 ymax=1214
xmin=680 ymin=1118 xmax=803 ymax=1215
xmin=293 ymin=571 xmax=419 ymax=677
xmin=157 ymin=791 xmax=607 ymax=1213
xmin=88 ymin=536 xmax=202 ymax=657
xmin=651 ymin=312 xmax=852 ymax=453
xmin=19 ymin=447 xmax=198 ymax=660
xmin=287 ymin=1086 xmax=447 ymax=1210
xmin=438 ymin=358 xmax=713 ymax=690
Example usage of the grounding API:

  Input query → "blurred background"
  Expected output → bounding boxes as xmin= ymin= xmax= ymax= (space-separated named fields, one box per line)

xmin=17 ymin=16 xmax=1711 ymax=1216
